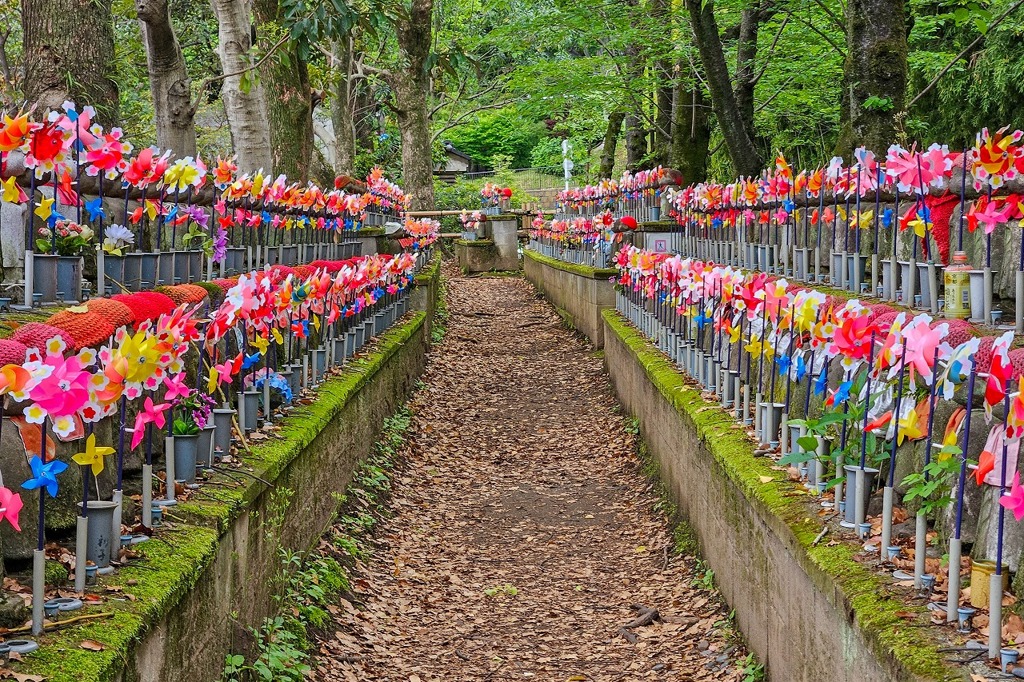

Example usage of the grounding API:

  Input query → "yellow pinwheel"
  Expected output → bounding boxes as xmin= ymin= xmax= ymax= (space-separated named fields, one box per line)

xmin=897 ymin=407 xmax=924 ymax=445
xmin=2 ymin=176 xmax=20 ymax=203
xmin=271 ymin=327 xmax=284 ymax=345
xmin=252 ymin=334 xmax=269 ymax=355
xmin=745 ymin=337 xmax=774 ymax=360
xmin=73 ymin=434 xmax=116 ymax=477
xmin=34 ymin=196 xmax=54 ymax=222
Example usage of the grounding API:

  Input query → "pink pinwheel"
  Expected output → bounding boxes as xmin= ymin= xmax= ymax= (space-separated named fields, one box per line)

xmin=902 ymin=317 xmax=949 ymax=384
xmin=0 ymin=486 xmax=23 ymax=531
xmin=1000 ymin=472 xmax=1024 ymax=522
xmin=968 ymin=197 xmax=1014 ymax=235
xmin=23 ymin=339 xmax=94 ymax=438
xmin=886 ymin=144 xmax=930 ymax=194
xmin=163 ymin=373 xmax=190 ymax=402
xmin=832 ymin=309 xmax=875 ymax=361
xmin=130 ymin=397 xmax=170 ymax=449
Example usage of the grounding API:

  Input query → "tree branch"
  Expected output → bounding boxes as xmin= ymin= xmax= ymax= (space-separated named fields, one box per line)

xmin=431 ymin=98 xmax=518 ymax=142
xmin=782 ymin=8 xmax=847 ymax=57
xmin=751 ymin=15 xmax=789 ymax=85
xmin=190 ymin=29 xmax=292 ymax=115
xmin=908 ymin=0 xmax=1024 ymax=108
xmin=809 ymin=0 xmax=846 ymax=33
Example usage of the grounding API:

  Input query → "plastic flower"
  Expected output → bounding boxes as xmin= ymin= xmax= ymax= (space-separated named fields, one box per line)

xmin=72 ymin=434 xmax=116 ymax=477
xmin=21 ymin=455 xmax=68 ymax=498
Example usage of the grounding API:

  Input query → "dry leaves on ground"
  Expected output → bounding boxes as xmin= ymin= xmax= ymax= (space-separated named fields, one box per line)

xmin=312 ymin=268 xmax=750 ymax=681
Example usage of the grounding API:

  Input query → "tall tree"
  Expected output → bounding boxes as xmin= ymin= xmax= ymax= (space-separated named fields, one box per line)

xmin=650 ymin=0 xmax=674 ymax=166
xmin=22 ymin=0 xmax=119 ymax=125
xmin=135 ymin=0 xmax=197 ymax=156
xmin=684 ymin=0 xmax=763 ymax=176
xmin=670 ymin=61 xmax=710 ymax=183
xmin=384 ymin=0 xmax=435 ymax=209
xmin=210 ymin=0 xmax=273 ymax=173
xmin=838 ymin=0 xmax=907 ymax=154
xmin=254 ymin=0 xmax=314 ymax=181
xmin=600 ymin=111 xmax=625 ymax=179
xmin=330 ymin=35 xmax=358 ymax=176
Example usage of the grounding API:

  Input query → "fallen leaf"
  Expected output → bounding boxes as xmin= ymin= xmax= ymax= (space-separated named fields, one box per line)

xmin=80 ymin=639 xmax=106 ymax=651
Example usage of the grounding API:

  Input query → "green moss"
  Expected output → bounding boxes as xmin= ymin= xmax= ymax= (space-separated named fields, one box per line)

xmin=44 ymin=560 xmax=68 ymax=587
xmin=602 ymin=308 xmax=956 ymax=681
xmin=455 ymin=239 xmax=495 ymax=247
xmin=177 ymin=312 xmax=427 ymax=532
xmin=353 ymin=227 xmax=386 ymax=237
xmin=637 ymin=221 xmax=678 ymax=232
xmin=15 ymin=524 xmax=219 ymax=682
xmin=523 ymin=248 xmax=618 ymax=280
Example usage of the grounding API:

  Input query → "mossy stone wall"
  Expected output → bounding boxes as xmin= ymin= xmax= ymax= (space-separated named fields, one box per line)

xmin=601 ymin=309 xmax=959 ymax=682
xmin=16 ymin=287 xmax=435 ymax=681
xmin=523 ymin=249 xmax=617 ymax=348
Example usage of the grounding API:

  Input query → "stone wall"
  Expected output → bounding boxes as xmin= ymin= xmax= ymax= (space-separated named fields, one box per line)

xmin=523 ymin=249 xmax=616 ymax=347
xmin=601 ymin=310 xmax=955 ymax=682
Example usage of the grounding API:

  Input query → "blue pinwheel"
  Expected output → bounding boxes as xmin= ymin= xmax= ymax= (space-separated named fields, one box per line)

xmin=777 ymin=353 xmax=791 ymax=377
xmin=241 ymin=352 xmax=262 ymax=371
xmin=794 ymin=355 xmax=807 ymax=382
xmin=813 ymin=367 xmax=829 ymax=396
xmin=694 ymin=308 xmax=712 ymax=330
xmin=84 ymin=196 xmax=105 ymax=222
xmin=22 ymin=456 xmax=68 ymax=498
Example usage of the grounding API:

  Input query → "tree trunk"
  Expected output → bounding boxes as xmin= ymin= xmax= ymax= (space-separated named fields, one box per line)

xmin=625 ymin=112 xmax=647 ymax=170
xmin=389 ymin=0 xmax=435 ymax=210
xmin=210 ymin=0 xmax=273 ymax=174
xmin=22 ymin=0 xmax=118 ymax=126
xmin=838 ymin=0 xmax=908 ymax=155
xmin=600 ymin=111 xmax=625 ymax=179
xmin=330 ymin=37 xmax=357 ymax=176
xmin=684 ymin=0 xmax=762 ymax=176
xmin=135 ymin=0 xmax=196 ymax=157
xmin=670 ymin=63 xmax=710 ymax=184
xmin=254 ymin=0 xmax=313 ymax=182
xmin=650 ymin=0 xmax=673 ymax=166
xmin=734 ymin=2 xmax=760 ymax=136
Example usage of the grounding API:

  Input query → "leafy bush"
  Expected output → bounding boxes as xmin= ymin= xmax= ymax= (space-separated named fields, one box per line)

xmin=446 ymin=109 xmax=545 ymax=168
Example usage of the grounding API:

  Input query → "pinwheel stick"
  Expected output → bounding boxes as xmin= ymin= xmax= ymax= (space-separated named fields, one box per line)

xmin=991 ymin=381 xmax=1012 ymax=659
xmin=915 ymin=347 xmax=942 ymax=589
xmin=948 ymin=361 xmax=978 ymax=624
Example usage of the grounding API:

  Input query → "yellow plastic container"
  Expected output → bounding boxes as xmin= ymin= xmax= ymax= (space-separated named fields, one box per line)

xmin=944 ymin=251 xmax=972 ymax=319
xmin=970 ymin=559 xmax=1008 ymax=608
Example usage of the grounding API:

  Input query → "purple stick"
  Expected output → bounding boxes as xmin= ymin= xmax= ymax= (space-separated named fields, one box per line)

xmin=954 ymin=361 xmax=978 ymax=538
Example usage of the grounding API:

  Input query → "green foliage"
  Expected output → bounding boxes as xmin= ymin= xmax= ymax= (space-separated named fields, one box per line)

xmin=446 ymin=109 xmax=546 ymax=168
xmin=739 ymin=653 xmax=766 ymax=682
xmin=902 ymin=446 xmax=965 ymax=515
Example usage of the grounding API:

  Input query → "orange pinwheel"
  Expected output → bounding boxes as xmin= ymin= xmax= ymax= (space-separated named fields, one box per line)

xmin=0 ymin=112 xmax=30 ymax=152
xmin=0 ymin=364 xmax=30 ymax=396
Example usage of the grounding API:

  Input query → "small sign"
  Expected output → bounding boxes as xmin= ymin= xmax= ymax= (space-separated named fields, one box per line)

xmin=653 ymin=238 xmax=668 ymax=253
